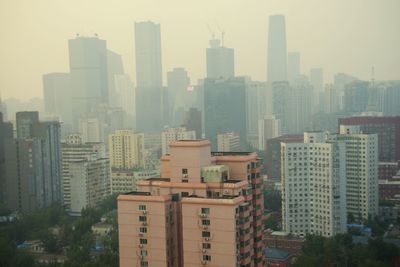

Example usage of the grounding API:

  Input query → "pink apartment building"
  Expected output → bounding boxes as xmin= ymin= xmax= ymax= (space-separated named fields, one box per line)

xmin=118 ymin=140 xmax=265 ymax=267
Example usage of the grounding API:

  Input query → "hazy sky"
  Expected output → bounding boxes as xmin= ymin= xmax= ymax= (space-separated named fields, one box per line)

xmin=0 ymin=0 xmax=399 ymax=100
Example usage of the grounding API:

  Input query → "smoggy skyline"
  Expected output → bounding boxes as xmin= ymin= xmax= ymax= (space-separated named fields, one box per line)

xmin=0 ymin=0 xmax=399 ymax=100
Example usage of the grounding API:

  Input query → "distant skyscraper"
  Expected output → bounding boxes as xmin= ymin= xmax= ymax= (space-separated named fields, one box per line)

xmin=107 ymin=50 xmax=125 ymax=107
xmin=167 ymin=68 xmax=191 ymax=126
xmin=309 ymin=68 xmax=324 ymax=92
xmin=0 ymin=93 xmax=7 ymax=121
xmin=287 ymin=52 xmax=300 ymax=84
xmin=68 ymin=36 xmax=109 ymax=129
xmin=383 ymin=84 xmax=400 ymax=116
xmin=114 ymin=74 xmax=135 ymax=128
xmin=134 ymin=21 xmax=163 ymax=133
xmin=272 ymin=81 xmax=294 ymax=134
xmin=206 ymin=38 xmax=234 ymax=79
xmin=204 ymin=77 xmax=247 ymax=150
xmin=183 ymin=108 xmax=202 ymax=139
xmin=0 ymin=113 xmax=13 ymax=203
xmin=343 ymin=80 xmax=369 ymax=114
xmin=246 ymin=81 xmax=268 ymax=147
xmin=42 ymin=72 xmax=72 ymax=127
xmin=267 ymin=15 xmax=287 ymax=82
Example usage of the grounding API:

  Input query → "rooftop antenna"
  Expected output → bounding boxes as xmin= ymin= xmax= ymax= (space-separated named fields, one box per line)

xmin=206 ymin=23 xmax=215 ymax=39
xmin=215 ymin=21 xmax=225 ymax=47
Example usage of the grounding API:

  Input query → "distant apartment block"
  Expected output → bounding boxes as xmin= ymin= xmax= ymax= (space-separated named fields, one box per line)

xmin=109 ymin=129 xmax=145 ymax=170
xmin=111 ymin=169 xmax=160 ymax=194
xmin=161 ymin=127 xmax=196 ymax=155
xmin=217 ymin=132 xmax=241 ymax=152
xmin=61 ymin=134 xmax=110 ymax=214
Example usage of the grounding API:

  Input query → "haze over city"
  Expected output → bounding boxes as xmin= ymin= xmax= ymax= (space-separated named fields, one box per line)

xmin=1 ymin=1 xmax=400 ymax=267
xmin=1 ymin=0 xmax=399 ymax=100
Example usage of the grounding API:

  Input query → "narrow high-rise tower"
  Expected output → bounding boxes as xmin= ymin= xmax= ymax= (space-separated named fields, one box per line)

xmin=134 ymin=21 xmax=163 ymax=132
xmin=267 ymin=15 xmax=287 ymax=82
xmin=68 ymin=36 xmax=109 ymax=127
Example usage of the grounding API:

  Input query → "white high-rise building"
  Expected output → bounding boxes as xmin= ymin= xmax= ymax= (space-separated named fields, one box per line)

xmin=109 ymin=130 xmax=145 ymax=170
xmin=258 ymin=115 xmax=281 ymax=150
xmin=332 ymin=125 xmax=379 ymax=221
xmin=61 ymin=134 xmax=110 ymax=214
xmin=281 ymin=132 xmax=347 ymax=237
xmin=161 ymin=127 xmax=196 ymax=155
xmin=217 ymin=132 xmax=241 ymax=152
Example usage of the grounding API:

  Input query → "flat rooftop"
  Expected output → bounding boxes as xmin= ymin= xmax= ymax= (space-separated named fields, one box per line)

xmin=145 ymin=178 xmax=171 ymax=182
xmin=211 ymin=151 xmax=253 ymax=156
xmin=225 ymin=179 xmax=243 ymax=183
xmin=123 ymin=191 xmax=151 ymax=196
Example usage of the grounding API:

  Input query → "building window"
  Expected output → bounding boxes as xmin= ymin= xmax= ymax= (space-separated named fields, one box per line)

xmin=140 ymin=261 xmax=148 ymax=267
xmin=203 ymin=255 xmax=212 ymax=261
xmin=140 ymin=250 xmax=148 ymax=256
xmin=202 ymin=231 xmax=210 ymax=237
xmin=140 ymin=238 xmax=147 ymax=244
xmin=181 ymin=192 xmax=189 ymax=197
xmin=182 ymin=168 xmax=188 ymax=174
xmin=139 ymin=227 xmax=147 ymax=233
xmin=202 ymin=243 xmax=211 ymax=249
xmin=201 ymin=208 xmax=210 ymax=214
xmin=139 ymin=205 xmax=147 ymax=211
xmin=139 ymin=216 xmax=147 ymax=222
xmin=202 ymin=219 xmax=210 ymax=226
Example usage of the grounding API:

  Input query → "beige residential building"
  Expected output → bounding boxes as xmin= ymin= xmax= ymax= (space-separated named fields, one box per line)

xmin=217 ymin=132 xmax=240 ymax=152
xmin=109 ymin=130 xmax=145 ymax=170
xmin=118 ymin=140 xmax=265 ymax=267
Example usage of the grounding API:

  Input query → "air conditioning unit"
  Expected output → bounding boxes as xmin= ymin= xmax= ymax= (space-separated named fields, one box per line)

xmin=139 ymin=256 xmax=144 ymax=260
xmin=202 ymin=225 xmax=208 ymax=230
xmin=139 ymin=244 xmax=143 ymax=248
xmin=202 ymin=260 xmax=207 ymax=265
xmin=182 ymin=174 xmax=188 ymax=178
xmin=202 ymin=249 xmax=207 ymax=254
xmin=205 ymin=237 xmax=210 ymax=241
xmin=142 ymin=222 xmax=147 ymax=226
xmin=200 ymin=214 xmax=207 ymax=218
xmin=142 ymin=210 xmax=147 ymax=215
